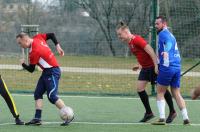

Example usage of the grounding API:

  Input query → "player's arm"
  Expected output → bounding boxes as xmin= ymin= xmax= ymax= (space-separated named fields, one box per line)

xmin=46 ymin=33 xmax=64 ymax=56
xmin=20 ymin=59 xmax=35 ymax=73
xmin=162 ymin=41 xmax=172 ymax=56
xmin=22 ymin=63 xmax=35 ymax=73
xmin=161 ymin=40 xmax=172 ymax=67
xmin=144 ymin=45 xmax=158 ymax=74
xmin=46 ymin=33 xmax=59 ymax=46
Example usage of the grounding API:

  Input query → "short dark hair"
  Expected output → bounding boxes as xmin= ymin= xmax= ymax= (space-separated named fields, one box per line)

xmin=16 ymin=32 xmax=29 ymax=39
xmin=156 ymin=16 xmax=167 ymax=23
xmin=116 ymin=21 xmax=129 ymax=30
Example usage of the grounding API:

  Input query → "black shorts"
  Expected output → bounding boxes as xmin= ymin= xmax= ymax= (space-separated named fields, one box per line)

xmin=138 ymin=66 xmax=157 ymax=85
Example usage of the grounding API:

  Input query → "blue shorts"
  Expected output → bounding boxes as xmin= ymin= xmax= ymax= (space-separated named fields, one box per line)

xmin=157 ymin=67 xmax=180 ymax=88
xmin=34 ymin=67 xmax=61 ymax=104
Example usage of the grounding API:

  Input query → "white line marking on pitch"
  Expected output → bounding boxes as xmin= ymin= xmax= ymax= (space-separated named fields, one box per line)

xmin=0 ymin=121 xmax=199 ymax=126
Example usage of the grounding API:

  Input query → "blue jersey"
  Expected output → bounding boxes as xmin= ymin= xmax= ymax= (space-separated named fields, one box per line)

xmin=158 ymin=28 xmax=181 ymax=69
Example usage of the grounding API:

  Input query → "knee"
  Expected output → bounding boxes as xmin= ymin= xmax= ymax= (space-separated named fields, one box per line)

xmin=137 ymin=87 xmax=145 ymax=92
xmin=48 ymin=94 xmax=58 ymax=104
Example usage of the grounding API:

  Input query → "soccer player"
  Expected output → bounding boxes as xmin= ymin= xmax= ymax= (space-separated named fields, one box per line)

xmin=153 ymin=16 xmax=190 ymax=125
xmin=0 ymin=76 xmax=24 ymax=125
xmin=116 ymin=22 xmax=177 ymax=123
xmin=16 ymin=32 xmax=73 ymax=126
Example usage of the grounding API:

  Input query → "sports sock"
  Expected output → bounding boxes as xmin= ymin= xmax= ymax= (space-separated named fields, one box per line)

xmin=157 ymin=100 xmax=165 ymax=119
xmin=34 ymin=109 xmax=42 ymax=119
xmin=138 ymin=90 xmax=152 ymax=114
xmin=181 ymin=108 xmax=189 ymax=120
xmin=164 ymin=90 xmax=175 ymax=113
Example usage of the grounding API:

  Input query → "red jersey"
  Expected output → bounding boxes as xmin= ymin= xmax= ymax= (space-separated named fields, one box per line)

xmin=128 ymin=35 xmax=154 ymax=68
xmin=29 ymin=34 xmax=59 ymax=69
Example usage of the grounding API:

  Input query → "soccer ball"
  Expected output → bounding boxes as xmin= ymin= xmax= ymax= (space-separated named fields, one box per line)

xmin=60 ymin=106 xmax=74 ymax=121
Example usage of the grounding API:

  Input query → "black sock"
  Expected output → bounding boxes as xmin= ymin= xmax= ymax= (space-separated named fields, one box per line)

xmin=138 ymin=90 xmax=152 ymax=114
xmin=34 ymin=109 xmax=42 ymax=119
xmin=164 ymin=90 xmax=175 ymax=113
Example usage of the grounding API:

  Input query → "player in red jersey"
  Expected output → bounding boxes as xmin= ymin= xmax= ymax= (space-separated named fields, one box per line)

xmin=116 ymin=22 xmax=177 ymax=123
xmin=16 ymin=32 xmax=73 ymax=126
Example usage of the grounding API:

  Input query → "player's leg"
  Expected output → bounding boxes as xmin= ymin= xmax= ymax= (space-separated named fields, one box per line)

xmin=151 ymin=84 xmax=167 ymax=125
xmin=45 ymin=68 xmax=74 ymax=126
xmin=170 ymin=70 xmax=190 ymax=125
xmin=137 ymin=80 xmax=154 ymax=122
xmin=171 ymin=88 xmax=189 ymax=124
xmin=0 ymin=75 xmax=24 ymax=125
xmin=151 ymin=66 xmax=176 ymax=122
xmin=152 ymin=68 xmax=172 ymax=125
xmin=137 ymin=68 xmax=154 ymax=122
xmin=164 ymin=89 xmax=177 ymax=123
xmin=25 ymin=76 xmax=45 ymax=125
xmin=150 ymin=67 xmax=176 ymax=123
xmin=156 ymin=84 xmax=167 ymax=121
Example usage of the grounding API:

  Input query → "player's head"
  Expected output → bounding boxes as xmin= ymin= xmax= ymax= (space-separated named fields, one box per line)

xmin=16 ymin=33 xmax=32 ymax=48
xmin=116 ymin=21 xmax=132 ymax=43
xmin=155 ymin=16 xmax=167 ymax=33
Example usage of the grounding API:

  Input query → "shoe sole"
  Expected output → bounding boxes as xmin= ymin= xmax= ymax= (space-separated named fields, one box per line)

xmin=16 ymin=123 xmax=25 ymax=125
xmin=151 ymin=122 xmax=166 ymax=125
xmin=25 ymin=122 xmax=42 ymax=126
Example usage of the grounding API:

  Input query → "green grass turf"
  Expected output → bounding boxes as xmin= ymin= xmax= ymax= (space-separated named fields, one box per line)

xmin=0 ymin=69 xmax=199 ymax=97
xmin=0 ymin=94 xmax=200 ymax=132
xmin=0 ymin=55 xmax=200 ymax=96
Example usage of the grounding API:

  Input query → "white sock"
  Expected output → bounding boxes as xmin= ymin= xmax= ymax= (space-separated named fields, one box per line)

xmin=157 ymin=100 xmax=165 ymax=119
xmin=181 ymin=108 xmax=189 ymax=120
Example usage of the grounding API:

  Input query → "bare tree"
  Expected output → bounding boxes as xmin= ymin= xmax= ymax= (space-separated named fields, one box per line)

xmin=76 ymin=0 xmax=150 ymax=56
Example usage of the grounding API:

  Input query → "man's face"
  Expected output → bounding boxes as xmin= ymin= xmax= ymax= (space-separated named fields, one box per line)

xmin=16 ymin=36 xmax=29 ymax=48
xmin=116 ymin=28 xmax=129 ymax=43
xmin=155 ymin=18 xmax=166 ymax=32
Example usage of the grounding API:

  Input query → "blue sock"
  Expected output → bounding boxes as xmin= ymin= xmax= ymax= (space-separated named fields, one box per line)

xmin=34 ymin=109 xmax=42 ymax=119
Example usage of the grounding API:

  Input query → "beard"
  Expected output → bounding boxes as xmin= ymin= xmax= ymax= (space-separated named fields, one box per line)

xmin=156 ymin=28 xmax=163 ymax=34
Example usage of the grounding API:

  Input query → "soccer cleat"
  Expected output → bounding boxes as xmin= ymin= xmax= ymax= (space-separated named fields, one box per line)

xmin=151 ymin=118 xmax=166 ymax=125
xmin=15 ymin=117 xmax=25 ymax=125
xmin=183 ymin=119 xmax=190 ymax=125
xmin=60 ymin=116 xmax=74 ymax=126
xmin=139 ymin=113 xmax=155 ymax=122
xmin=25 ymin=118 xmax=42 ymax=126
xmin=166 ymin=112 xmax=177 ymax=123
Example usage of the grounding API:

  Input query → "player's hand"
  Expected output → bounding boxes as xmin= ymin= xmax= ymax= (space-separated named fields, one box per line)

xmin=154 ymin=65 xmax=158 ymax=74
xmin=161 ymin=52 xmax=168 ymax=59
xmin=20 ymin=58 xmax=25 ymax=64
xmin=132 ymin=64 xmax=141 ymax=71
xmin=56 ymin=44 xmax=65 ymax=56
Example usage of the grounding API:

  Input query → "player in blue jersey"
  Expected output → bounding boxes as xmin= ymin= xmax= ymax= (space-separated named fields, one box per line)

xmin=152 ymin=16 xmax=190 ymax=125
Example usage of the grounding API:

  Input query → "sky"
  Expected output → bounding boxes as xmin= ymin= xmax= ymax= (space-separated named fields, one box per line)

xmin=31 ymin=0 xmax=59 ymax=6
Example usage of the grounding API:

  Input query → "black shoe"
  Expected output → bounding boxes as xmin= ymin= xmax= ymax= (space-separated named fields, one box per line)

xmin=151 ymin=118 xmax=166 ymax=125
xmin=25 ymin=118 xmax=42 ymax=126
xmin=166 ymin=112 xmax=177 ymax=123
xmin=139 ymin=113 xmax=155 ymax=122
xmin=15 ymin=118 xmax=25 ymax=125
xmin=60 ymin=116 xmax=74 ymax=126
xmin=183 ymin=119 xmax=190 ymax=125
